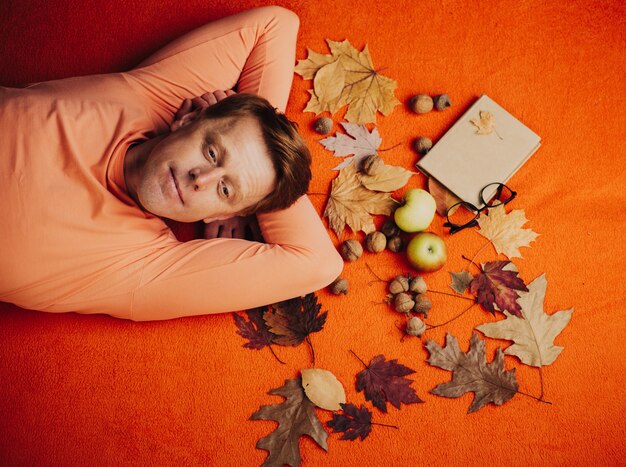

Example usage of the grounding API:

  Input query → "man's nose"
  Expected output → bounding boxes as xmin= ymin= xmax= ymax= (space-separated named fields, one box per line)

xmin=189 ymin=167 xmax=224 ymax=190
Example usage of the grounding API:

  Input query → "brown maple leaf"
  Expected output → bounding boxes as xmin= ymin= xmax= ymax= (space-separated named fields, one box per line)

xmin=476 ymin=274 xmax=573 ymax=367
xmin=425 ymin=333 xmax=518 ymax=413
xmin=470 ymin=261 xmax=528 ymax=317
xmin=250 ymin=378 xmax=328 ymax=467
xmin=477 ymin=204 xmax=539 ymax=259
xmin=326 ymin=403 xmax=373 ymax=441
xmin=449 ymin=270 xmax=473 ymax=294
xmin=354 ymin=353 xmax=424 ymax=413
xmin=324 ymin=162 xmax=397 ymax=238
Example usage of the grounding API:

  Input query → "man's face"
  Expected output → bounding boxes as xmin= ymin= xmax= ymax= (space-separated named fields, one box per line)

xmin=136 ymin=115 xmax=276 ymax=223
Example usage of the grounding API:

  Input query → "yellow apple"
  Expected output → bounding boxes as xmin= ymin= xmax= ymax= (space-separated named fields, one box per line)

xmin=406 ymin=232 xmax=447 ymax=272
xmin=394 ymin=188 xmax=436 ymax=232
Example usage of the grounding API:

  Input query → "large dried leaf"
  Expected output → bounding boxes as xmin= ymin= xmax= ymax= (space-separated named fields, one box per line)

xmin=425 ymin=333 xmax=518 ymax=413
xmin=319 ymin=122 xmax=381 ymax=170
xmin=360 ymin=164 xmax=415 ymax=192
xmin=250 ymin=378 xmax=328 ymax=467
xmin=295 ymin=39 xmax=400 ymax=124
xmin=476 ymin=274 xmax=573 ymax=367
xmin=233 ymin=307 xmax=275 ymax=350
xmin=470 ymin=260 xmax=528 ymax=317
xmin=355 ymin=354 xmax=424 ymax=413
xmin=477 ymin=204 xmax=539 ymax=259
xmin=326 ymin=403 xmax=373 ymax=441
xmin=428 ymin=177 xmax=462 ymax=216
xmin=263 ymin=293 xmax=327 ymax=346
xmin=301 ymin=368 xmax=346 ymax=411
xmin=324 ymin=163 xmax=397 ymax=237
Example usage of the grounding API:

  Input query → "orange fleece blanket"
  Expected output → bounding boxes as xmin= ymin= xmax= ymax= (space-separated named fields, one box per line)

xmin=1 ymin=0 xmax=624 ymax=465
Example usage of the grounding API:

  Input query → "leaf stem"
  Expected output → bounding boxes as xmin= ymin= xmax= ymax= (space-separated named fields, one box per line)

xmin=515 ymin=389 xmax=551 ymax=405
xmin=370 ymin=422 xmax=399 ymax=429
xmin=538 ymin=366 xmax=545 ymax=400
xmin=426 ymin=302 xmax=477 ymax=330
xmin=365 ymin=263 xmax=387 ymax=283
xmin=464 ymin=241 xmax=491 ymax=272
xmin=349 ymin=349 xmax=369 ymax=368
xmin=378 ymin=142 xmax=402 ymax=152
xmin=267 ymin=344 xmax=286 ymax=365
xmin=428 ymin=289 xmax=475 ymax=301
xmin=462 ymin=255 xmax=482 ymax=272
xmin=306 ymin=335 xmax=316 ymax=367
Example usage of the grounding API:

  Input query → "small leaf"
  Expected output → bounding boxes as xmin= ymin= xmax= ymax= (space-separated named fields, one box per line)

xmin=327 ymin=403 xmax=373 ymax=441
xmin=360 ymin=164 xmax=415 ymax=192
xmin=449 ymin=270 xmax=473 ymax=294
xmin=470 ymin=110 xmax=496 ymax=135
xmin=476 ymin=274 xmax=573 ymax=367
xmin=301 ymin=368 xmax=346 ymax=411
xmin=233 ymin=307 xmax=275 ymax=350
xmin=320 ymin=122 xmax=382 ymax=171
xmin=470 ymin=261 xmax=528 ymax=316
xmin=477 ymin=204 xmax=539 ymax=259
xmin=425 ymin=333 xmax=518 ymax=413
xmin=263 ymin=293 xmax=327 ymax=346
xmin=355 ymin=354 xmax=424 ymax=413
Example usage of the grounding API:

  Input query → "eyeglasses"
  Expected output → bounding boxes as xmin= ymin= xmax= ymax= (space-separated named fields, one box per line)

xmin=444 ymin=183 xmax=517 ymax=234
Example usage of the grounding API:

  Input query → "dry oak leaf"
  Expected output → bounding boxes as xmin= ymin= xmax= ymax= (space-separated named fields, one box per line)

xmin=425 ymin=333 xmax=518 ymax=413
xmin=320 ymin=122 xmax=382 ymax=170
xmin=469 ymin=110 xmax=502 ymax=139
xmin=476 ymin=274 xmax=573 ymax=367
xmin=324 ymin=162 xmax=398 ymax=238
xmin=326 ymin=403 xmax=373 ymax=441
xmin=355 ymin=354 xmax=424 ymax=413
xmin=301 ymin=368 xmax=346 ymax=411
xmin=360 ymin=163 xmax=415 ymax=192
xmin=295 ymin=39 xmax=400 ymax=124
xmin=477 ymin=204 xmax=539 ymax=259
xmin=449 ymin=270 xmax=474 ymax=294
xmin=470 ymin=260 xmax=528 ymax=317
xmin=428 ymin=177 xmax=462 ymax=216
xmin=264 ymin=293 xmax=327 ymax=346
xmin=250 ymin=377 xmax=328 ymax=467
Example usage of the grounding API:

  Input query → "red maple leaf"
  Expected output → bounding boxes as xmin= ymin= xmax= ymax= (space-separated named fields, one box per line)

xmin=355 ymin=354 xmax=424 ymax=413
xmin=470 ymin=261 xmax=528 ymax=317
xmin=233 ymin=306 xmax=275 ymax=350
xmin=327 ymin=403 xmax=373 ymax=441
xmin=263 ymin=293 xmax=327 ymax=346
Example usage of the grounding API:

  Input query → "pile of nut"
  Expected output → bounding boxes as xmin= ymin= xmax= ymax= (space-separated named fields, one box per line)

xmin=387 ymin=274 xmax=432 ymax=337
xmin=408 ymin=93 xmax=452 ymax=156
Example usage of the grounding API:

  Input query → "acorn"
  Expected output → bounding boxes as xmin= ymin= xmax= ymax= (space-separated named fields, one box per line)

xmin=413 ymin=136 xmax=433 ymax=155
xmin=413 ymin=294 xmax=432 ymax=317
xmin=433 ymin=94 xmax=451 ymax=111
xmin=365 ymin=231 xmax=387 ymax=253
xmin=380 ymin=219 xmax=400 ymax=238
xmin=387 ymin=235 xmax=404 ymax=253
xmin=409 ymin=276 xmax=428 ymax=294
xmin=339 ymin=239 xmax=363 ymax=262
xmin=361 ymin=154 xmax=383 ymax=175
xmin=389 ymin=275 xmax=409 ymax=294
xmin=409 ymin=94 xmax=433 ymax=114
xmin=314 ymin=117 xmax=333 ymax=135
xmin=394 ymin=292 xmax=415 ymax=314
xmin=330 ymin=277 xmax=349 ymax=295
xmin=406 ymin=316 xmax=427 ymax=337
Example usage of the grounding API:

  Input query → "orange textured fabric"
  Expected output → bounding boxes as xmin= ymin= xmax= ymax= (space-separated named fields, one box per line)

xmin=0 ymin=0 xmax=625 ymax=465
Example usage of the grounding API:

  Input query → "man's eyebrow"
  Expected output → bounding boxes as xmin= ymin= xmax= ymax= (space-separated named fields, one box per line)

xmin=206 ymin=131 xmax=244 ymax=204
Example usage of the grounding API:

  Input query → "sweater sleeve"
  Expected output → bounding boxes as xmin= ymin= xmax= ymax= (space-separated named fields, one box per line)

xmin=130 ymin=196 xmax=343 ymax=321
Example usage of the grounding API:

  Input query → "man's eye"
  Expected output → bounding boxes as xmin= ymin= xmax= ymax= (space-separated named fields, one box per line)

xmin=221 ymin=182 xmax=230 ymax=198
xmin=208 ymin=148 xmax=217 ymax=162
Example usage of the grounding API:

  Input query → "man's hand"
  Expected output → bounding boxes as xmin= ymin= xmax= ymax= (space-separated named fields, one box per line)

xmin=203 ymin=215 xmax=264 ymax=242
xmin=171 ymin=90 xmax=236 ymax=132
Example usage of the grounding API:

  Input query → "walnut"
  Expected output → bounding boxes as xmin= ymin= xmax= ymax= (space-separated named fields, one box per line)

xmin=339 ymin=239 xmax=363 ymax=262
xmin=313 ymin=117 xmax=333 ymax=135
xmin=413 ymin=294 xmax=432 ymax=317
xmin=389 ymin=275 xmax=409 ymax=294
xmin=387 ymin=235 xmax=404 ymax=252
xmin=394 ymin=292 xmax=415 ymax=313
xmin=364 ymin=231 xmax=386 ymax=253
xmin=413 ymin=136 xmax=433 ymax=155
xmin=329 ymin=277 xmax=349 ymax=295
xmin=409 ymin=276 xmax=427 ymax=294
xmin=433 ymin=94 xmax=451 ymax=111
xmin=361 ymin=154 xmax=383 ymax=175
xmin=380 ymin=219 xmax=400 ymax=238
xmin=409 ymin=94 xmax=433 ymax=114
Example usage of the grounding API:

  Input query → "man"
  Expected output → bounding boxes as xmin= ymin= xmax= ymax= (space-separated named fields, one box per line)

xmin=0 ymin=6 xmax=343 ymax=321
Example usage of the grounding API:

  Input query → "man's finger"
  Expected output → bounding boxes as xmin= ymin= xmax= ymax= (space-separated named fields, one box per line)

xmin=174 ymin=98 xmax=192 ymax=121
xmin=203 ymin=222 xmax=220 ymax=239
xmin=201 ymin=92 xmax=218 ymax=106
xmin=225 ymin=89 xmax=236 ymax=96
xmin=213 ymin=90 xmax=228 ymax=101
xmin=191 ymin=96 xmax=208 ymax=110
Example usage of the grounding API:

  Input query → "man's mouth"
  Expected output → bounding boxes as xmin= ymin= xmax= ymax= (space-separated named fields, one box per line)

xmin=170 ymin=167 xmax=184 ymax=204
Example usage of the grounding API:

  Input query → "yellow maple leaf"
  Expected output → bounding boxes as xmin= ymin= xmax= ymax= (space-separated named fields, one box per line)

xmin=323 ymin=163 xmax=397 ymax=238
xmin=470 ymin=110 xmax=503 ymax=140
xmin=294 ymin=39 xmax=400 ymax=124
xmin=476 ymin=204 xmax=539 ymax=258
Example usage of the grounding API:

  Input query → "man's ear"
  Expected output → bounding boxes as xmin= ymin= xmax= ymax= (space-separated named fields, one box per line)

xmin=171 ymin=110 xmax=201 ymax=132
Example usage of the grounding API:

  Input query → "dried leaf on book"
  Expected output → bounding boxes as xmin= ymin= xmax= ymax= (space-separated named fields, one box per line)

xmin=476 ymin=274 xmax=573 ymax=367
xmin=470 ymin=110 xmax=502 ymax=139
xmin=425 ymin=333 xmax=518 ymax=413
xmin=477 ymin=204 xmax=539 ymax=259
xmin=324 ymin=163 xmax=397 ymax=238
xmin=470 ymin=260 xmax=528 ymax=317
xmin=295 ymin=39 xmax=400 ymax=124
xmin=250 ymin=378 xmax=328 ymax=467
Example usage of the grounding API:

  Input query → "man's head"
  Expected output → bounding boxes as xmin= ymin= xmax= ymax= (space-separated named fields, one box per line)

xmin=134 ymin=93 xmax=311 ymax=223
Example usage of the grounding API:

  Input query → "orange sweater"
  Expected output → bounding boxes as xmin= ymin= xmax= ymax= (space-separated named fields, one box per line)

xmin=0 ymin=6 xmax=343 ymax=321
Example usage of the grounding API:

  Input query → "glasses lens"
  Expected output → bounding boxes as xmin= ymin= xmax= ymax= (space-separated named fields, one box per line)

xmin=447 ymin=202 xmax=479 ymax=227
xmin=481 ymin=183 xmax=514 ymax=207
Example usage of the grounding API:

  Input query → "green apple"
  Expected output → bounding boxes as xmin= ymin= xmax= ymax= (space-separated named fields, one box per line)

xmin=394 ymin=188 xmax=436 ymax=233
xmin=406 ymin=232 xmax=447 ymax=272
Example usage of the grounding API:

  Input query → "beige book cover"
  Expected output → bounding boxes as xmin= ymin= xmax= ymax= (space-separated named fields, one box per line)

xmin=416 ymin=94 xmax=541 ymax=208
